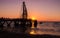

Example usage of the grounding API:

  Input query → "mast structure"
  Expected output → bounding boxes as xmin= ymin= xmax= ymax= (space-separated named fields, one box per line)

xmin=22 ymin=1 xmax=28 ymax=19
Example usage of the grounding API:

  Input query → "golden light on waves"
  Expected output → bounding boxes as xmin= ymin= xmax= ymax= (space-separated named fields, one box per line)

xmin=30 ymin=30 xmax=36 ymax=35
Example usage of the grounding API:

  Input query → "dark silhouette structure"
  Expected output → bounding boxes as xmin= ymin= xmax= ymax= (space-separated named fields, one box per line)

xmin=22 ymin=2 xmax=28 ymax=19
xmin=0 ymin=1 xmax=37 ymax=34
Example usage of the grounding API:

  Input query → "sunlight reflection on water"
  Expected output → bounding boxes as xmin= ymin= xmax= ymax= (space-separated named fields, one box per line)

xmin=28 ymin=22 xmax=60 ymax=36
xmin=2 ymin=22 xmax=60 ymax=36
xmin=29 ymin=21 xmax=36 ymax=35
xmin=30 ymin=29 xmax=36 ymax=35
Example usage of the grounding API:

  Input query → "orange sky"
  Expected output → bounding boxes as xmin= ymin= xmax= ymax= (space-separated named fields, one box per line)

xmin=0 ymin=0 xmax=60 ymax=21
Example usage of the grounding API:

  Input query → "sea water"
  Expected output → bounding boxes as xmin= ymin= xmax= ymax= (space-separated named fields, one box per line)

xmin=34 ymin=22 xmax=60 ymax=36
xmin=2 ymin=22 xmax=60 ymax=36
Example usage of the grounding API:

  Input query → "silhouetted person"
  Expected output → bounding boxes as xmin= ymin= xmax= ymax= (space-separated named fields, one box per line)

xmin=0 ymin=21 xmax=4 ymax=30
xmin=34 ymin=20 xmax=37 ymax=28
xmin=14 ymin=21 xmax=19 ymax=28
xmin=0 ymin=24 xmax=3 ymax=30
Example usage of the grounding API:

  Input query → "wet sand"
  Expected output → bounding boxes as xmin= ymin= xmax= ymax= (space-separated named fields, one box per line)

xmin=0 ymin=30 xmax=60 ymax=38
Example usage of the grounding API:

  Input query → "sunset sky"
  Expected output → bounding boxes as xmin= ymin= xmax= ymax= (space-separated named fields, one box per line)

xmin=0 ymin=0 xmax=60 ymax=21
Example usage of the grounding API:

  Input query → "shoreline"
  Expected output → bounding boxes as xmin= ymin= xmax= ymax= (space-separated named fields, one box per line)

xmin=0 ymin=30 xmax=60 ymax=38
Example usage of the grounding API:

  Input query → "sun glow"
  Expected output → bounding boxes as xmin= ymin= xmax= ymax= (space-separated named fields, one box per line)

xmin=32 ymin=17 xmax=36 ymax=20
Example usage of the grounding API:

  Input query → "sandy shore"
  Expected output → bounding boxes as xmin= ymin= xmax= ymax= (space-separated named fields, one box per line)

xmin=0 ymin=30 xmax=60 ymax=38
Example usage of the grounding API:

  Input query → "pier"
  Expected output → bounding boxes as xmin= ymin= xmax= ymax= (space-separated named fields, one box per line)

xmin=0 ymin=1 xmax=37 ymax=34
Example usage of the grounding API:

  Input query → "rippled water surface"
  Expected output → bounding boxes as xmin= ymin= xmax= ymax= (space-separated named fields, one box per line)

xmin=2 ymin=22 xmax=60 ymax=36
xmin=31 ymin=22 xmax=60 ymax=36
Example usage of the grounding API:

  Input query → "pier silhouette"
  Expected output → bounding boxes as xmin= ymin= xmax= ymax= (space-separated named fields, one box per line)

xmin=0 ymin=1 xmax=37 ymax=34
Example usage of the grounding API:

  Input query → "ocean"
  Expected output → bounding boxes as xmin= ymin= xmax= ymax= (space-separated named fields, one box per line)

xmin=2 ymin=22 xmax=60 ymax=36
xmin=33 ymin=22 xmax=60 ymax=36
